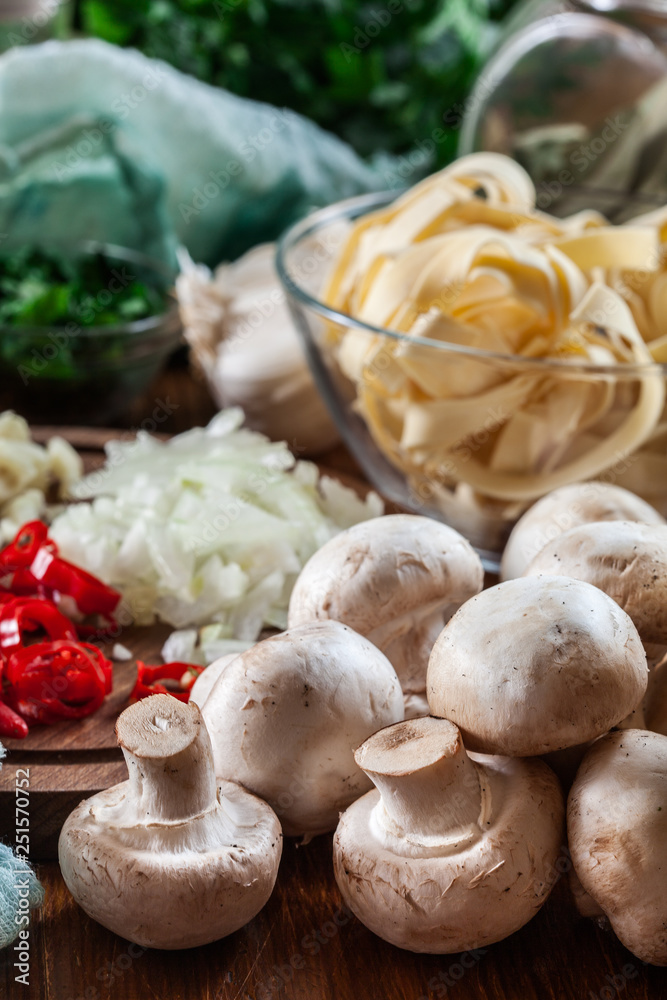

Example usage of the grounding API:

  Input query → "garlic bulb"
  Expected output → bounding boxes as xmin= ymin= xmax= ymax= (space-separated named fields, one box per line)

xmin=177 ymin=244 xmax=338 ymax=455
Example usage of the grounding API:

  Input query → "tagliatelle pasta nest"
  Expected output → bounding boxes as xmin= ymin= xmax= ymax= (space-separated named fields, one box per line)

xmin=324 ymin=153 xmax=667 ymax=520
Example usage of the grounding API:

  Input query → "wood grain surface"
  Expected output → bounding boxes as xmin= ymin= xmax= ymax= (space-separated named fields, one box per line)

xmin=2 ymin=842 xmax=666 ymax=1000
xmin=1 ymin=367 xmax=666 ymax=1000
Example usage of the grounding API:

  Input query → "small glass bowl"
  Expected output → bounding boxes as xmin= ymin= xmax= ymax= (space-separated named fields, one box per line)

xmin=277 ymin=193 xmax=667 ymax=570
xmin=0 ymin=242 xmax=181 ymax=426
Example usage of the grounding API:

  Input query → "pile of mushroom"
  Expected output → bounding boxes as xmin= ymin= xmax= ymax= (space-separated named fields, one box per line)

xmin=59 ymin=694 xmax=282 ymax=949
xmin=56 ymin=488 xmax=666 ymax=964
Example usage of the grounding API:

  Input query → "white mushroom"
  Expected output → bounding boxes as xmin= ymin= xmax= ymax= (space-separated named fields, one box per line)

xmin=568 ymin=729 xmax=667 ymax=965
xmin=189 ymin=653 xmax=239 ymax=708
xmin=287 ymin=514 xmax=483 ymax=700
xmin=427 ymin=575 xmax=647 ymax=757
xmin=523 ymin=520 xmax=667 ymax=646
xmin=202 ymin=621 xmax=404 ymax=838
xmin=58 ymin=694 xmax=282 ymax=949
xmin=333 ymin=717 xmax=564 ymax=953
xmin=500 ymin=482 xmax=664 ymax=581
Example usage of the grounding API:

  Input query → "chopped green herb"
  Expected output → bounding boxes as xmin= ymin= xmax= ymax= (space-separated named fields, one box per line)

xmin=0 ymin=248 xmax=165 ymax=329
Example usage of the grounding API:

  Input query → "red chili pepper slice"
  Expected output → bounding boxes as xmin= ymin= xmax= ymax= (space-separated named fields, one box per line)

xmin=3 ymin=640 xmax=110 ymax=725
xmin=0 ymin=596 xmax=78 ymax=653
xmin=28 ymin=548 xmax=120 ymax=617
xmin=0 ymin=523 xmax=119 ymax=735
xmin=0 ymin=521 xmax=52 ymax=574
xmin=78 ymin=642 xmax=113 ymax=694
xmin=131 ymin=661 xmax=204 ymax=703
xmin=0 ymin=698 xmax=29 ymax=739
xmin=0 ymin=522 xmax=121 ymax=624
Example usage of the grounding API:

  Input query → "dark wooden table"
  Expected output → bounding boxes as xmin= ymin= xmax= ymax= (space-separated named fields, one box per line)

xmin=2 ymin=359 xmax=666 ymax=999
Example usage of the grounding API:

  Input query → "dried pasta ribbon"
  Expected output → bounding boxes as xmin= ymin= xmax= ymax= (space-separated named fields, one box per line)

xmin=324 ymin=154 xmax=667 ymax=511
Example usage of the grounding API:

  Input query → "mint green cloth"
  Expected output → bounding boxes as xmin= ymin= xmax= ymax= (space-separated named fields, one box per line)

xmin=0 ymin=40 xmax=393 ymax=266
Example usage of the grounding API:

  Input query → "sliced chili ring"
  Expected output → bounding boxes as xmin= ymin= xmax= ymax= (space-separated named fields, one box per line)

xmin=0 ymin=596 xmax=77 ymax=653
xmin=131 ymin=661 xmax=204 ymax=703
xmin=3 ymin=640 xmax=108 ymax=724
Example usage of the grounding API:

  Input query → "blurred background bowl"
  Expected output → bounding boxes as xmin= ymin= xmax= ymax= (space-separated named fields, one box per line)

xmin=0 ymin=241 xmax=181 ymax=426
xmin=277 ymin=192 xmax=667 ymax=570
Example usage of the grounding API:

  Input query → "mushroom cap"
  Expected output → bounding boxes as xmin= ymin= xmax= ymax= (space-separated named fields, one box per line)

xmin=334 ymin=728 xmax=563 ymax=953
xmin=288 ymin=514 xmax=483 ymax=633
xmin=202 ymin=620 xmax=404 ymax=836
xmin=567 ymin=729 xmax=667 ymax=965
xmin=523 ymin=520 xmax=667 ymax=645
xmin=58 ymin=779 xmax=282 ymax=949
xmin=427 ymin=575 xmax=648 ymax=756
xmin=500 ymin=482 xmax=664 ymax=582
xmin=287 ymin=514 xmax=483 ymax=693
xmin=189 ymin=653 xmax=239 ymax=708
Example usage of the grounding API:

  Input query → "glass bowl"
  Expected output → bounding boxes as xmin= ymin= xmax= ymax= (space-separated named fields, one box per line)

xmin=458 ymin=3 xmax=667 ymax=218
xmin=276 ymin=192 xmax=667 ymax=570
xmin=0 ymin=242 xmax=181 ymax=426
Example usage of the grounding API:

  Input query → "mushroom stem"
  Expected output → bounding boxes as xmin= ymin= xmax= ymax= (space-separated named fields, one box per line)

xmin=115 ymin=694 xmax=218 ymax=824
xmin=355 ymin=718 xmax=484 ymax=856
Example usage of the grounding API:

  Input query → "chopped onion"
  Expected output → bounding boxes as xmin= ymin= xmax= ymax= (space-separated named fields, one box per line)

xmin=111 ymin=643 xmax=133 ymax=662
xmin=50 ymin=411 xmax=382 ymax=635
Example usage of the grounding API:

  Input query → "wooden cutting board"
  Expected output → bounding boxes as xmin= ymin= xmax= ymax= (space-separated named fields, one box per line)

xmin=0 ymin=426 xmax=380 ymax=858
